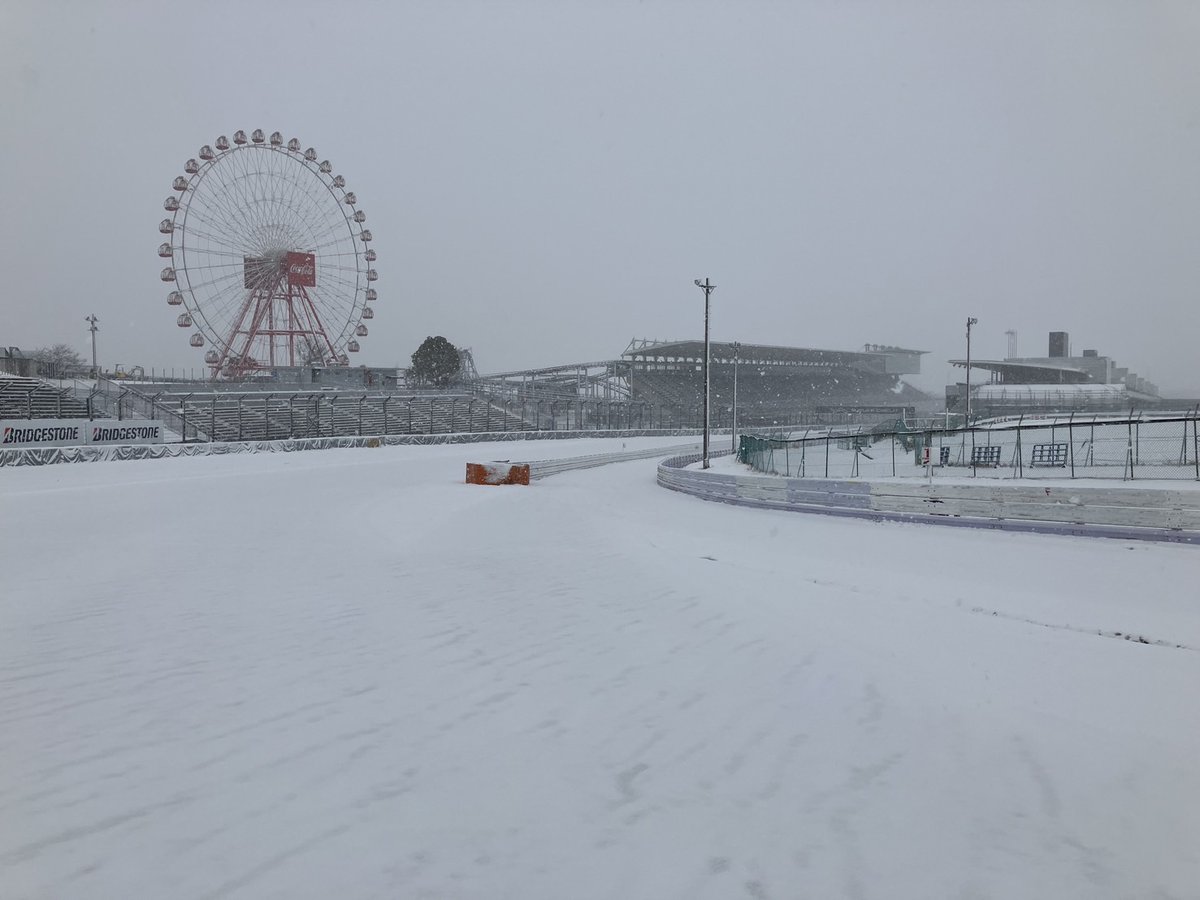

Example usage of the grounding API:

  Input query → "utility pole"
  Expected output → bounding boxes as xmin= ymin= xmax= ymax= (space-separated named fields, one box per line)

xmin=694 ymin=278 xmax=715 ymax=468
xmin=85 ymin=314 xmax=99 ymax=378
xmin=731 ymin=340 xmax=741 ymax=454
xmin=965 ymin=316 xmax=978 ymax=424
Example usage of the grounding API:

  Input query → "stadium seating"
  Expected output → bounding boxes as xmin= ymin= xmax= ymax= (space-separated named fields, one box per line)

xmin=146 ymin=391 xmax=536 ymax=442
xmin=631 ymin=365 xmax=919 ymax=428
xmin=0 ymin=375 xmax=93 ymax=419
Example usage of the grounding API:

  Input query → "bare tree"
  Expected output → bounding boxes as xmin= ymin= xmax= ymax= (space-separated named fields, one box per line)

xmin=29 ymin=344 xmax=85 ymax=378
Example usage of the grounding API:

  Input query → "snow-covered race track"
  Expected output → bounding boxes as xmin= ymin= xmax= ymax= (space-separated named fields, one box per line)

xmin=2 ymin=438 xmax=1198 ymax=899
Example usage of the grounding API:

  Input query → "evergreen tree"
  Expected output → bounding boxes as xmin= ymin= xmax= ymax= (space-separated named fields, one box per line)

xmin=410 ymin=336 xmax=461 ymax=387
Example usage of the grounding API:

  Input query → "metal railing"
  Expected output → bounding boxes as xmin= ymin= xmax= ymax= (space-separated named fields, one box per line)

xmin=0 ymin=377 xmax=91 ymax=419
xmin=740 ymin=410 xmax=1200 ymax=481
xmin=68 ymin=388 xmax=721 ymax=444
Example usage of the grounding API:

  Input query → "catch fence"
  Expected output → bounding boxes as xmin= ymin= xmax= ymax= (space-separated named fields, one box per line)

xmin=739 ymin=411 xmax=1200 ymax=482
xmin=84 ymin=382 xmax=710 ymax=443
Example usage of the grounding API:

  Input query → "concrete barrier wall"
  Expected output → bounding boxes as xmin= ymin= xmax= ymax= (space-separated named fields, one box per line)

xmin=462 ymin=442 xmax=705 ymax=484
xmin=658 ymin=454 xmax=1200 ymax=545
xmin=0 ymin=429 xmax=705 ymax=467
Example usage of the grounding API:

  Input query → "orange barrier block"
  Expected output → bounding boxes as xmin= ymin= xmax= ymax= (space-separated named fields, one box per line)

xmin=466 ymin=462 xmax=531 ymax=485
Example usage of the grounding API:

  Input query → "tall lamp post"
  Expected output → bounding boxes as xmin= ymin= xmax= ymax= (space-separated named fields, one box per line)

xmin=965 ymin=316 xmax=978 ymax=424
xmin=694 ymin=277 xmax=715 ymax=469
xmin=85 ymin=314 xmax=99 ymax=379
xmin=731 ymin=340 xmax=741 ymax=454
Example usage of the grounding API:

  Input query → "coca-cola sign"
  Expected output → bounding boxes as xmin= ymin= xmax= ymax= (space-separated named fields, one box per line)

xmin=286 ymin=252 xmax=316 ymax=287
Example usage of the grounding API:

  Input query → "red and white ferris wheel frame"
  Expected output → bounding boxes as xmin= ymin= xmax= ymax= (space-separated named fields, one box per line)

xmin=157 ymin=129 xmax=377 ymax=378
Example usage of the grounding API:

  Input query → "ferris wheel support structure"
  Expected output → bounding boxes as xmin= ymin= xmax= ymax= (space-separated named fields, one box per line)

xmin=221 ymin=267 xmax=338 ymax=371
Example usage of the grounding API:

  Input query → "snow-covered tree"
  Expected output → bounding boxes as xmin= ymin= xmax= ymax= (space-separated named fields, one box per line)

xmin=410 ymin=336 xmax=461 ymax=387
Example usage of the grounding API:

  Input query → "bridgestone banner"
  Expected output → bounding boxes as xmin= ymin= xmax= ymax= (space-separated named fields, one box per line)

xmin=0 ymin=419 xmax=166 ymax=448
xmin=88 ymin=422 xmax=165 ymax=446
xmin=1 ymin=419 xmax=87 ymax=447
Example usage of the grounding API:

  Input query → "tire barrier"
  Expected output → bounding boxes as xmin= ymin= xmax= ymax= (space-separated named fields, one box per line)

xmin=466 ymin=463 xmax=532 ymax=485
xmin=658 ymin=453 xmax=1200 ymax=545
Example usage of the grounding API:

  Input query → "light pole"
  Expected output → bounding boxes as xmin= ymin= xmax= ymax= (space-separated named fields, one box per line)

xmin=965 ymin=316 xmax=978 ymax=424
xmin=694 ymin=278 xmax=715 ymax=468
xmin=85 ymin=314 xmax=99 ymax=378
xmin=731 ymin=340 xmax=740 ymax=454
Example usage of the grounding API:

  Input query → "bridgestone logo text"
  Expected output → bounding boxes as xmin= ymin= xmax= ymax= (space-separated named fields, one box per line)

xmin=3 ymin=426 xmax=81 ymax=444
xmin=92 ymin=426 xmax=161 ymax=442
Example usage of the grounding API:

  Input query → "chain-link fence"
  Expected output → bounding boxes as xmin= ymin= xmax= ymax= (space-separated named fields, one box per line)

xmin=739 ymin=411 xmax=1200 ymax=481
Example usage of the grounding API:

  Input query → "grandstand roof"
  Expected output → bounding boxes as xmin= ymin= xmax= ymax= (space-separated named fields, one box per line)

xmin=949 ymin=359 xmax=1091 ymax=383
xmin=481 ymin=360 xmax=618 ymax=379
xmin=975 ymin=383 xmax=1128 ymax=398
xmin=623 ymin=340 xmax=894 ymax=369
xmin=478 ymin=340 xmax=927 ymax=381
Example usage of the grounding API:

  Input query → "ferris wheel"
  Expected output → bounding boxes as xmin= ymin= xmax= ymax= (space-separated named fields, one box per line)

xmin=158 ymin=129 xmax=377 ymax=378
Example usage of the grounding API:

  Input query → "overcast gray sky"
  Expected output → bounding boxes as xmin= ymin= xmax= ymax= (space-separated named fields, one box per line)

xmin=3 ymin=0 xmax=1198 ymax=395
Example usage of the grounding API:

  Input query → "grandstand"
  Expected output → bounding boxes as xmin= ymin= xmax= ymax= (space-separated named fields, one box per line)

xmin=100 ymin=386 xmax=537 ymax=443
xmin=949 ymin=330 xmax=1173 ymax=417
xmin=626 ymin=339 xmax=928 ymax=427
xmin=0 ymin=374 xmax=93 ymax=419
xmin=477 ymin=339 xmax=929 ymax=428
xmin=971 ymin=383 xmax=1139 ymax=415
xmin=3 ymin=336 xmax=932 ymax=443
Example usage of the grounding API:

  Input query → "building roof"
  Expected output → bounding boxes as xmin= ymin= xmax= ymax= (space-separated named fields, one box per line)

xmin=624 ymin=339 xmax=919 ymax=369
xmin=949 ymin=359 xmax=1091 ymax=383
xmin=480 ymin=340 xmax=927 ymax=380
xmin=975 ymin=383 xmax=1128 ymax=398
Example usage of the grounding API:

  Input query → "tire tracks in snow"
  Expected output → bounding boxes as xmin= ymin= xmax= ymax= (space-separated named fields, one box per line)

xmin=968 ymin=606 xmax=1198 ymax=652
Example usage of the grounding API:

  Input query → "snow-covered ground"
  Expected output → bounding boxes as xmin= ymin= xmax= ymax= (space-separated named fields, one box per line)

xmin=2 ymin=437 xmax=1198 ymax=899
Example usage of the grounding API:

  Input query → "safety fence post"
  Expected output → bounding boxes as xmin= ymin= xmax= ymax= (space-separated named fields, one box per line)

xmin=1125 ymin=414 xmax=1135 ymax=480
xmin=1068 ymin=412 xmax=1075 ymax=478
xmin=1193 ymin=406 xmax=1199 ymax=480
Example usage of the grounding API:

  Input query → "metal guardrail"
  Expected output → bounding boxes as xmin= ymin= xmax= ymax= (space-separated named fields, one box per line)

xmin=656 ymin=453 xmax=1200 ymax=544
xmin=521 ymin=442 xmax=703 ymax=479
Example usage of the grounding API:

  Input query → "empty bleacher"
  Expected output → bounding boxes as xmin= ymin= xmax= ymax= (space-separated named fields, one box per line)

xmin=0 ymin=375 xmax=94 ymax=419
xmin=631 ymin=365 xmax=914 ymax=428
xmin=633 ymin=370 xmax=702 ymax=411
xmin=144 ymin=391 xmax=535 ymax=443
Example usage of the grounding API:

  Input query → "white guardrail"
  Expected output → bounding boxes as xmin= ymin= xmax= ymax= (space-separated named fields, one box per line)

xmin=657 ymin=452 xmax=1200 ymax=545
xmin=521 ymin=442 xmax=703 ymax=479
